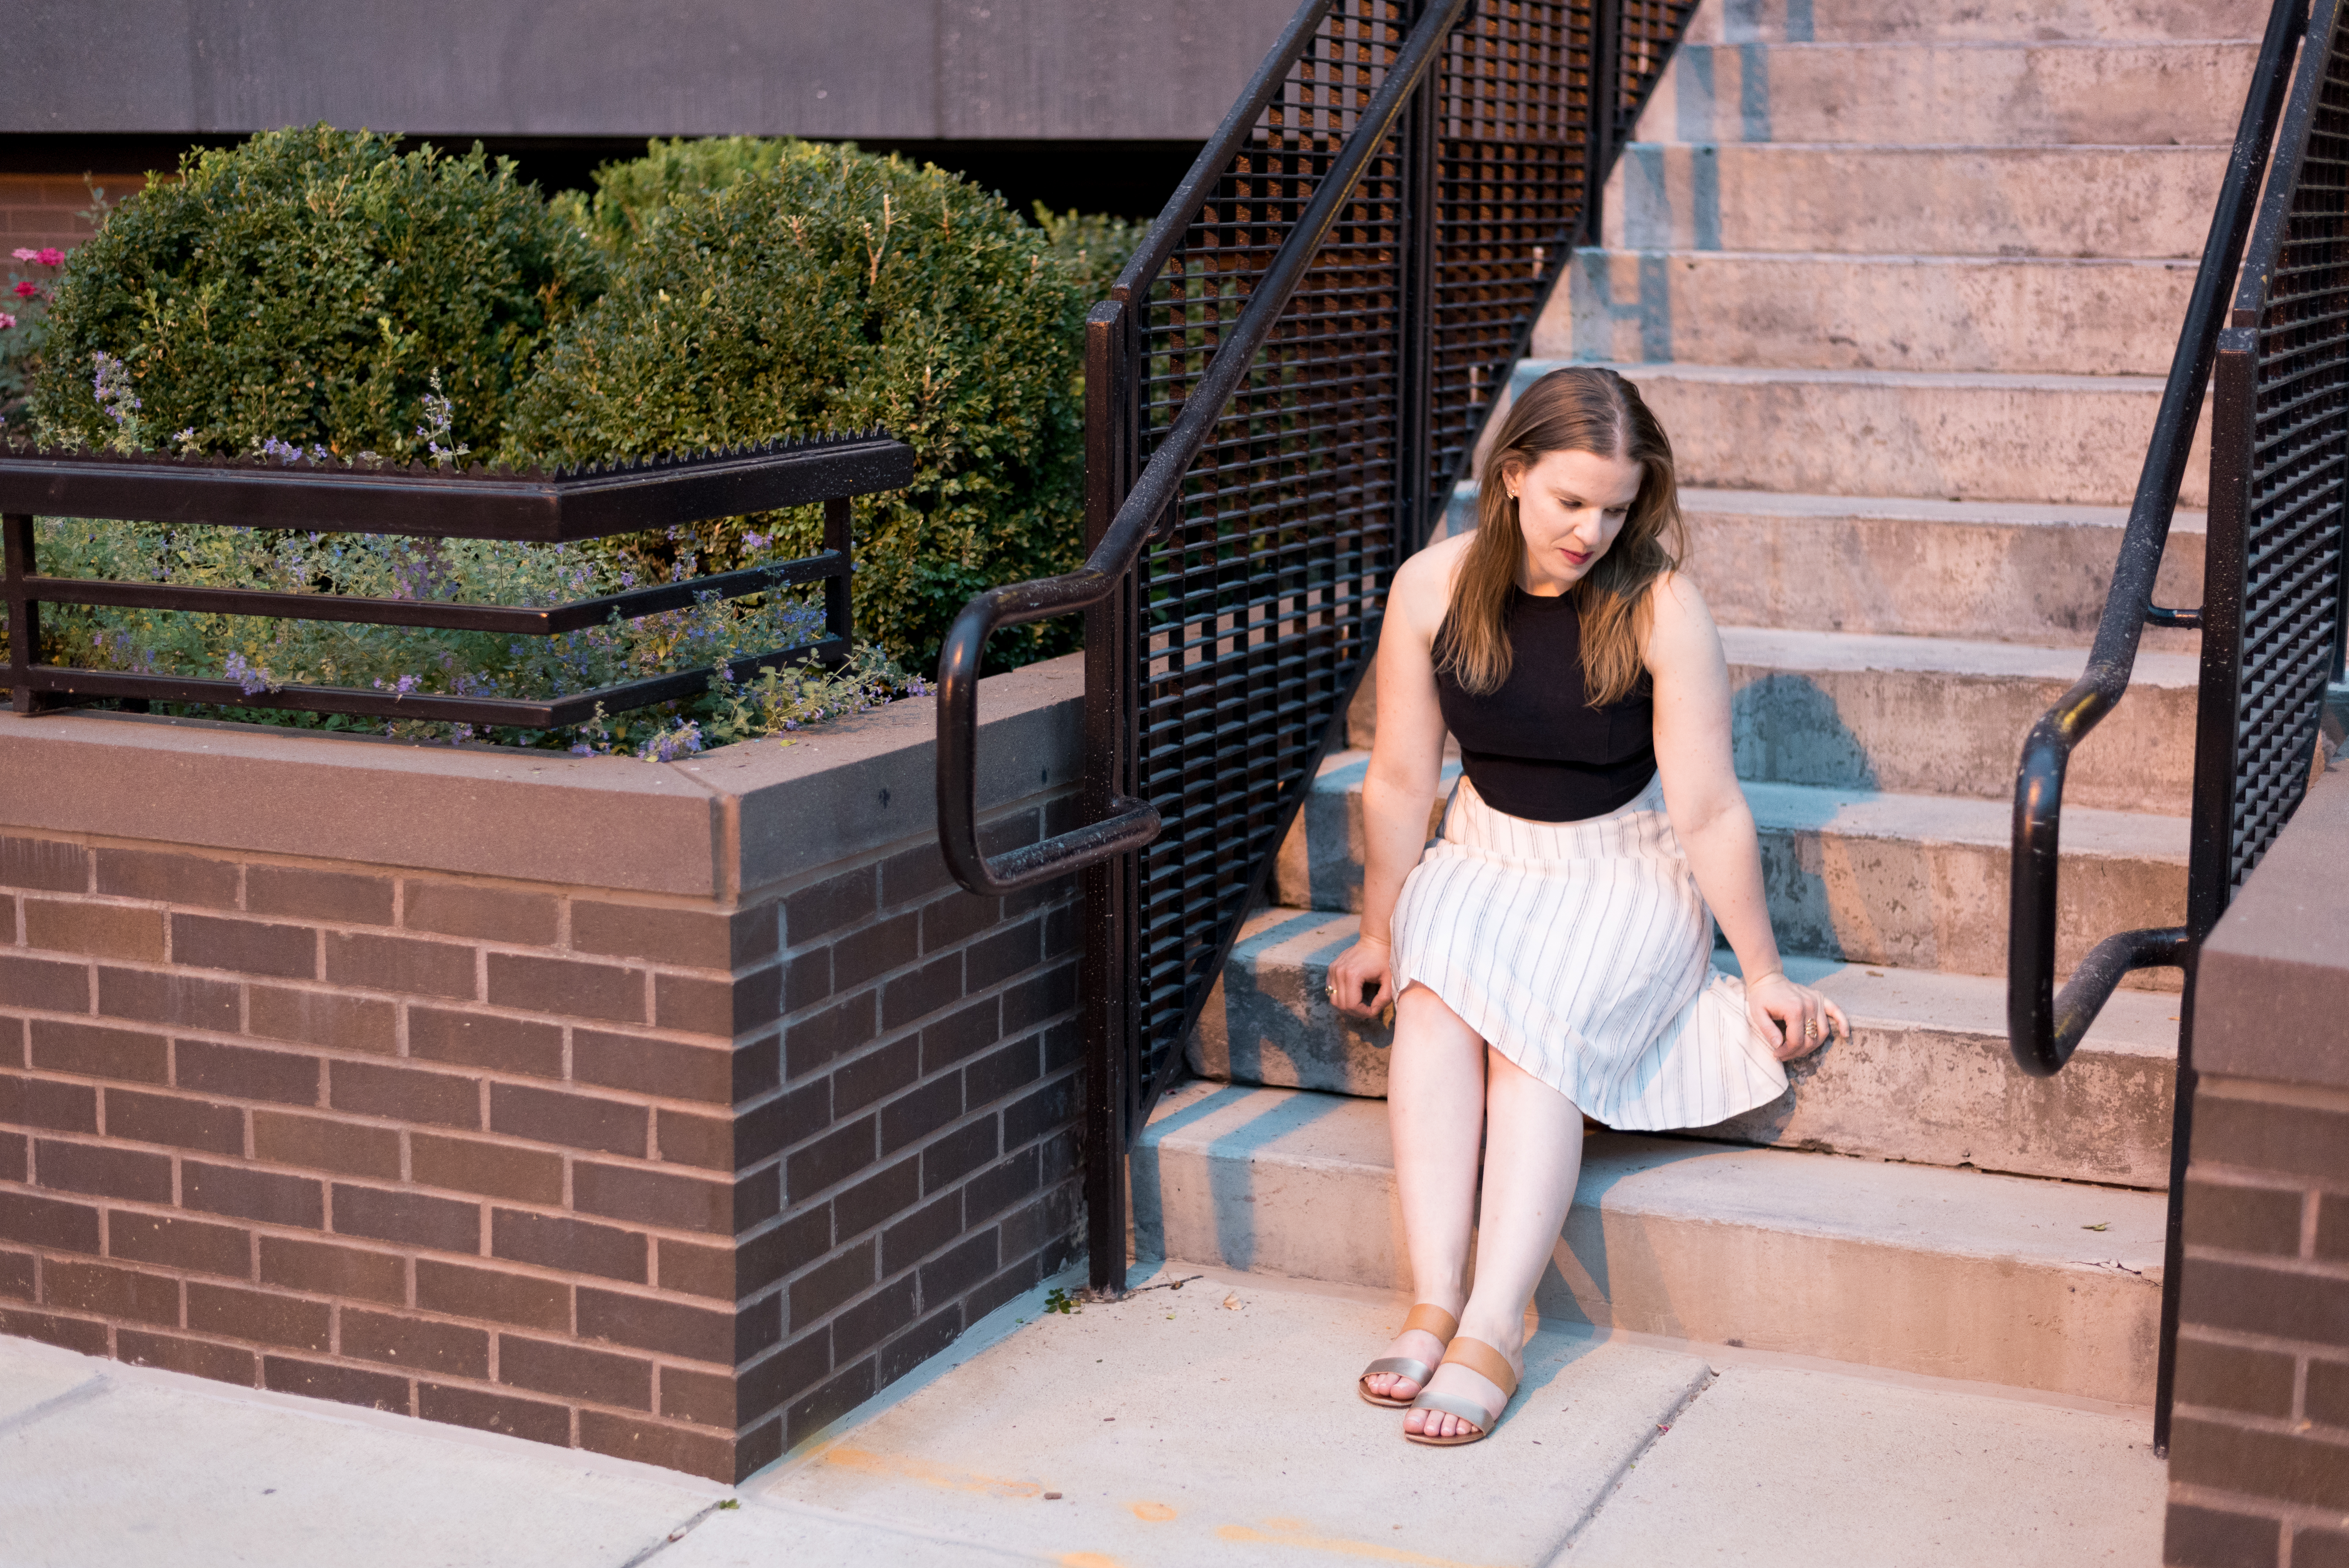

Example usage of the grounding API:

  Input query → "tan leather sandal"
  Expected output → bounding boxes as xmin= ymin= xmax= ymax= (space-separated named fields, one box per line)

xmin=1356 ymin=1303 xmax=1458 ymax=1408
xmin=1404 ymin=1336 xmax=1518 ymax=1445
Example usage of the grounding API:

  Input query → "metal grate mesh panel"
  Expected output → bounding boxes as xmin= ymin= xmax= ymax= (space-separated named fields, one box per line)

xmin=1134 ymin=0 xmax=1410 ymax=1089
xmin=2235 ymin=26 xmax=2349 ymax=890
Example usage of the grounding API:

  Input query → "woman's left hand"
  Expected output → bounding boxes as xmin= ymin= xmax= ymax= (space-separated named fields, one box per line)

xmin=1744 ymin=972 xmax=1849 ymax=1062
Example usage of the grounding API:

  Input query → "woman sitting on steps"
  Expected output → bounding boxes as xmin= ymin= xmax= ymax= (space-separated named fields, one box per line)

xmin=1326 ymin=364 xmax=1847 ymax=1447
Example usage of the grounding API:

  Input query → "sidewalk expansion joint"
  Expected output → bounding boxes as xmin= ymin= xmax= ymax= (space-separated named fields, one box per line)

xmin=1540 ymin=1363 xmax=1719 ymax=1566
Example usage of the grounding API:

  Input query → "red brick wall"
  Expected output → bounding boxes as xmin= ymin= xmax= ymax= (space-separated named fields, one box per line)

xmin=0 ymin=788 xmax=1080 ymax=1480
xmin=0 ymin=174 xmax=146 ymax=262
xmin=2164 ymin=1078 xmax=2349 ymax=1566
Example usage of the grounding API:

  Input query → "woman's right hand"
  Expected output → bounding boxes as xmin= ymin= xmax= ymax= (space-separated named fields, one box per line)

xmin=1325 ymin=933 xmax=1396 ymax=1020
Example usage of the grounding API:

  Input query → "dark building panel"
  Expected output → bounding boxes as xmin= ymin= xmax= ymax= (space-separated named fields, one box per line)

xmin=0 ymin=0 xmax=1289 ymax=143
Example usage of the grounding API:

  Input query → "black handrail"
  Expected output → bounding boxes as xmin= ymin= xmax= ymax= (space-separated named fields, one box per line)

xmin=2005 ymin=0 xmax=2304 ymax=1077
xmin=934 ymin=0 xmax=1474 ymax=897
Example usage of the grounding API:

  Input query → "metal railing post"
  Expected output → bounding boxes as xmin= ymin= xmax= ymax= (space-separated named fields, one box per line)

xmin=3 ymin=513 xmax=45 ymax=715
xmin=1080 ymin=300 xmax=1136 ymax=1297
xmin=1582 ymin=0 xmax=1621 ymax=247
xmin=1400 ymin=0 xmax=1441 ymax=551
xmin=822 ymin=494 xmax=854 ymax=646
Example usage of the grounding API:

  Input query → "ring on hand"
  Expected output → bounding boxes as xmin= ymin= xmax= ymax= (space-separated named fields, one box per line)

xmin=1805 ymin=1018 xmax=1820 ymax=1038
xmin=1325 ymin=982 xmax=1337 ymax=1002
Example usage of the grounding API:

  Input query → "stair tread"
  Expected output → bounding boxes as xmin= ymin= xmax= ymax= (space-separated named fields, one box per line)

xmin=1573 ymin=246 xmax=2198 ymax=271
xmin=1309 ymin=751 xmax=2190 ymax=863
xmin=1229 ymin=905 xmax=2181 ymax=1058
xmin=1742 ymin=778 xmax=2189 ymax=859
xmin=1678 ymin=486 xmax=2208 ymax=535
xmin=1144 ymin=1080 xmax=2169 ymax=1272
xmin=1623 ymin=139 xmax=2232 ymax=153
xmin=1717 ymin=623 xmax=2199 ymax=688
xmin=1528 ymin=359 xmax=2171 ymax=393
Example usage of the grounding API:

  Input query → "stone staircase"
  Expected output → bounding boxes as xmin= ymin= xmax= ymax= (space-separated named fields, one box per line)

xmin=1134 ymin=0 xmax=2265 ymax=1406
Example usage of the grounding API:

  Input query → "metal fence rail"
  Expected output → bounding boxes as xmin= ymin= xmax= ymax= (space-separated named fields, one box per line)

xmin=0 ymin=433 xmax=911 ymax=727
xmin=2008 ymin=0 xmax=2349 ymax=1454
xmin=936 ymin=0 xmax=1696 ymax=1295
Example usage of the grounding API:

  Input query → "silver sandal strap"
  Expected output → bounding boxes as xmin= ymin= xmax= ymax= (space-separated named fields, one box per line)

xmin=1408 ymin=1388 xmax=1497 ymax=1430
xmin=1360 ymin=1356 xmax=1435 ymax=1386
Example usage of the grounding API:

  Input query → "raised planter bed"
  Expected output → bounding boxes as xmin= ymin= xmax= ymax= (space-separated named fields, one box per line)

xmin=0 ymin=652 xmax=1084 ymax=1481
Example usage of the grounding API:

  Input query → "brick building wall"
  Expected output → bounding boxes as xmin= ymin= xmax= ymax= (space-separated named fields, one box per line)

xmin=0 ymin=173 xmax=144 ymax=263
xmin=2165 ymin=760 xmax=2349 ymax=1566
xmin=0 ymin=656 xmax=1086 ymax=1482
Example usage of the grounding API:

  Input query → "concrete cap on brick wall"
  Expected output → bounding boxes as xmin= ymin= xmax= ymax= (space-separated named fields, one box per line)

xmin=0 ymin=654 xmax=1082 ymax=901
xmin=2194 ymin=760 xmax=2349 ymax=1090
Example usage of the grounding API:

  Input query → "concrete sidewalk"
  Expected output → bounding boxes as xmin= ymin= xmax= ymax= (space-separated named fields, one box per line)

xmin=0 ymin=1263 xmax=2165 ymax=1566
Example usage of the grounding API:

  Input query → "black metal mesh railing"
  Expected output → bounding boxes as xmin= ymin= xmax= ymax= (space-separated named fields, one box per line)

xmin=1130 ymin=0 xmax=1410 ymax=1090
xmin=2230 ymin=23 xmax=2349 ymax=890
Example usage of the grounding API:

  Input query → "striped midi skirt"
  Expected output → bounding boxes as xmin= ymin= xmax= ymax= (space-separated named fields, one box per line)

xmin=1388 ymin=772 xmax=1788 ymax=1132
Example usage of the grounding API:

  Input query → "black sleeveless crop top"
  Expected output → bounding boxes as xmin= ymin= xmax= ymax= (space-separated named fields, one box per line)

xmin=1433 ymin=587 xmax=1657 ymax=823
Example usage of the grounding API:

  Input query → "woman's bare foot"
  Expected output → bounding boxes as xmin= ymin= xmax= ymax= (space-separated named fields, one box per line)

xmin=1360 ymin=1319 xmax=1453 ymax=1403
xmin=1402 ymin=1332 xmax=1522 ymax=1440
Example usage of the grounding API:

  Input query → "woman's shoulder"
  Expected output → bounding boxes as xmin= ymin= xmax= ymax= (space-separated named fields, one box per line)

xmin=1392 ymin=531 xmax=1472 ymax=612
xmin=1640 ymin=568 xmax=1723 ymax=671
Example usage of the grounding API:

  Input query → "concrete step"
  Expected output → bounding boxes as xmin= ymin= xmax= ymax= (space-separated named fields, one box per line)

xmin=1190 ymin=910 xmax=2179 ymax=1187
xmin=1686 ymin=0 xmax=2268 ymax=45
xmin=1512 ymin=360 xmax=2214 ymax=508
xmin=1601 ymin=141 xmax=2225 ymax=259
xmin=1644 ymin=40 xmax=2256 ymax=148
xmin=1718 ymin=624 xmax=2198 ymax=812
xmin=1275 ymin=759 xmax=2189 ymax=989
xmin=1134 ymin=1081 xmax=2167 ymax=1402
xmin=1541 ymin=249 xmax=2196 ymax=376
xmin=1677 ymin=489 xmax=2206 ymax=652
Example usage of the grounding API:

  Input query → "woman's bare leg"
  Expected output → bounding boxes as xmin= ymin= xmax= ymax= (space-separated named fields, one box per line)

xmin=1404 ymin=1046 xmax=1585 ymax=1438
xmin=1360 ymin=983 xmax=1487 ymax=1402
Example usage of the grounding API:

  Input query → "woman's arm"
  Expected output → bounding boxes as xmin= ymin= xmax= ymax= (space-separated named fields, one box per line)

xmin=1646 ymin=573 xmax=1847 ymax=1058
xmin=1327 ymin=541 xmax=1457 ymax=1018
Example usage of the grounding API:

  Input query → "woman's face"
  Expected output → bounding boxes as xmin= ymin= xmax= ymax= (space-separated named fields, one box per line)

xmin=1505 ymin=445 xmax=1644 ymax=597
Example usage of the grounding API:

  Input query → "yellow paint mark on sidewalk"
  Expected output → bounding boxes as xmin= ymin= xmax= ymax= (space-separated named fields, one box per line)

xmin=1060 ymin=1554 xmax=1124 ymax=1567
xmin=1217 ymin=1519 xmax=1508 ymax=1568
xmin=1128 ymin=1501 xmax=1178 ymax=1521
xmin=817 ymin=1446 xmax=1043 ymax=1499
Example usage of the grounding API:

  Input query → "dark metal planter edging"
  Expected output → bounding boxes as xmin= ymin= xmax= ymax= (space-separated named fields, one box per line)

xmin=2 ymin=432 xmax=912 ymax=728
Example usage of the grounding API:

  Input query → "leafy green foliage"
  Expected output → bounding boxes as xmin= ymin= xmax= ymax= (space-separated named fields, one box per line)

xmin=512 ymin=140 xmax=1093 ymax=672
xmin=27 ymin=126 xmax=605 ymax=462
xmin=549 ymin=136 xmax=784 ymax=258
xmin=1030 ymin=203 xmax=1144 ymax=308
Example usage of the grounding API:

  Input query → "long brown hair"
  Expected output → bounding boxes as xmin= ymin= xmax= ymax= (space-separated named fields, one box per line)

xmin=1438 ymin=365 xmax=1687 ymax=703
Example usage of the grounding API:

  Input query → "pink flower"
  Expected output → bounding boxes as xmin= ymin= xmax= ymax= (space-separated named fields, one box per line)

xmin=10 ymin=281 xmax=37 ymax=299
xmin=0 ymin=312 xmax=15 ymax=332
xmin=35 ymin=248 xmax=65 ymax=268
xmin=8 ymin=249 xmax=34 ymax=263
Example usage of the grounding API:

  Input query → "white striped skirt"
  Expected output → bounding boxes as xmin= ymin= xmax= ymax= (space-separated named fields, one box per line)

xmin=1388 ymin=771 xmax=1787 ymax=1131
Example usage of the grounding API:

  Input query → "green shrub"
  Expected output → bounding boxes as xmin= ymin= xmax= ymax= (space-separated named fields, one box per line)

xmin=28 ymin=125 xmax=605 ymax=462
xmin=512 ymin=140 xmax=1093 ymax=672
xmin=1030 ymin=203 xmax=1144 ymax=309
xmin=550 ymin=136 xmax=782 ymax=258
